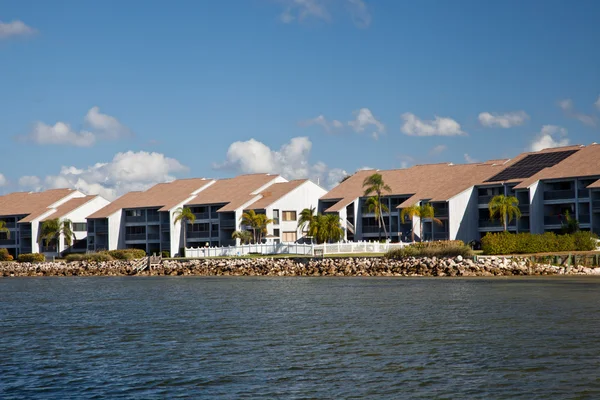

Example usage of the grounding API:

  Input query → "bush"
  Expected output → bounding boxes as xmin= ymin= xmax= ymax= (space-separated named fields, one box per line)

xmin=107 ymin=249 xmax=147 ymax=260
xmin=17 ymin=253 xmax=46 ymax=263
xmin=161 ymin=250 xmax=170 ymax=258
xmin=65 ymin=253 xmax=114 ymax=263
xmin=481 ymin=231 xmax=599 ymax=255
xmin=0 ymin=248 xmax=14 ymax=261
xmin=385 ymin=240 xmax=473 ymax=259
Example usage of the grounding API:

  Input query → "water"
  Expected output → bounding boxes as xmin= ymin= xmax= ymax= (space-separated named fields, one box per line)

xmin=2 ymin=277 xmax=600 ymax=399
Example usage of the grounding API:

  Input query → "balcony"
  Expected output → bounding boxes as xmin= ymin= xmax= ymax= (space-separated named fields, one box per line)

xmin=20 ymin=230 xmax=32 ymax=238
xmin=125 ymin=234 xmax=146 ymax=241
xmin=188 ymin=231 xmax=210 ymax=239
xmin=544 ymin=190 xmax=575 ymax=201
xmin=220 ymin=219 xmax=236 ymax=228
xmin=0 ymin=239 xmax=16 ymax=246
xmin=578 ymin=189 xmax=590 ymax=199
xmin=518 ymin=204 xmax=530 ymax=214
xmin=434 ymin=209 xmax=449 ymax=218
xmin=147 ymin=233 xmax=160 ymax=241
xmin=211 ymin=212 xmax=219 ymax=219
xmin=362 ymin=226 xmax=382 ymax=234
xmin=422 ymin=233 xmax=450 ymax=241
xmin=478 ymin=195 xmax=495 ymax=204
xmin=125 ymin=216 xmax=146 ymax=223
xmin=593 ymin=200 xmax=600 ymax=212
xmin=1 ymin=222 xmax=16 ymax=229
xmin=193 ymin=212 xmax=210 ymax=220
xmin=479 ymin=219 xmax=503 ymax=229
xmin=96 ymin=225 xmax=108 ymax=234
xmin=579 ymin=214 xmax=591 ymax=224
xmin=88 ymin=225 xmax=95 ymax=233
xmin=147 ymin=214 xmax=160 ymax=222
xmin=544 ymin=216 xmax=564 ymax=225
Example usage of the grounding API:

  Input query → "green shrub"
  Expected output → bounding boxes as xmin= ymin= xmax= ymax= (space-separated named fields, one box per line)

xmin=385 ymin=241 xmax=473 ymax=259
xmin=482 ymin=231 xmax=599 ymax=255
xmin=65 ymin=253 xmax=114 ymax=263
xmin=17 ymin=253 xmax=46 ymax=263
xmin=161 ymin=250 xmax=170 ymax=258
xmin=0 ymin=248 xmax=14 ymax=261
xmin=107 ymin=249 xmax=147 ymax=260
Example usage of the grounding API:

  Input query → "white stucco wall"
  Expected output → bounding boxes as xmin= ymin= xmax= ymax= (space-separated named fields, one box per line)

xmin=529 ymin=181 xmax=543 ymax=234
xmin=57 ymin=196 xmax=111 ymax=253
xmin=265 ymin=181 xmax=327 ymax=242
xmin=448 ymin=187 xmax=478 ymax=242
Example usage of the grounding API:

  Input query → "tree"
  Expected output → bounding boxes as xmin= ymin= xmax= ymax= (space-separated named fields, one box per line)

xmin=488 ymin=195 xmax=521 ymax=231
xmin=400 ymin=204 xmax=443 ymax=242
xmin=364 ymin=196 xmax=389 ymax=241
xmin=362 ymin=173 xmax=392 ymax=241
xmin=298 ymin=206 xmax=316 ymax=233
xmin=314 ymin=213 xmax=343 ymax=243
xmin=173 ymin=207 xmax=196 ymax=247
xmin=560 ymin=210 xmax=580 ymax=234
xmin=0 ymin=220 xmax=10 ymax=240
xmin=240 ymin=210 xmax=272 ymax=243
xmin=232 ymin=230 xmax=253 ymax=244
xmin=39 ymin=218 xmax=74 ymax=252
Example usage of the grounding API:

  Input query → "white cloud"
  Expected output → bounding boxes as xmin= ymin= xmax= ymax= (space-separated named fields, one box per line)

xmin=20 ymin=106 xmax=132 ymax=147
xmin=18 ymin=176 xmax=42 ymax=191
xmin=0 ymin=173 xmax=7 ymax=187
xmin=348 ymin=108 xmax=385 ymax=139
xmin=0 ymin=20 xmax=36 ymax=39
xmin=215 ymin=136 xmax=345 ymax=189
xmin=529 ymin=125 xmax=570 ymax=152
xmin=464 ymin=154 xmax=478 ymax=163
xmin=400 ymin=112 xmax=466 ymax=136
xmin=595 ymin=95 xmax=600 ymax=111
xmin=301 ymin=115 xmax=344 ymax=133
xmin=278 ymin=0 xmax=371 ymax=28
xmin=429 ymin=145 xmax=447 ymax=156
xmin=26 ymin=122 xmax=96 ymax=147
xmin=25 ymin=151 xmax=188 ymax=200
xmin=478 ymin=111 xmax=529 ymax=128
xmin=558 ymin=98 xmax=597 ymax=127
xmin=346 ymin=0 xmax=371 ymax=28
xmin=84 ymin=106 xmax=132 ymax=139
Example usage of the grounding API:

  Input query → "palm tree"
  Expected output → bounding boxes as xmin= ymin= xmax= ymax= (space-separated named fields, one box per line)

xmin=232 ymin=230 xmax=253 ymax=244
xmin=400 ymin=204 xmax=442 ymax=242
xmin=364 ymin=196 xmax=389 ymax=241
xmin=255 ymin=213 xmax=274 ymax=243
xmin=363 ymin=173 xmax=392 ymax=241
xmin=298 ymin=206 xmax=316 ymax=233
xmin=314 ymin=214 xmax=343 ymax=243
xmin=488 ymin=195 xmax=521 ymax=231
xmin=241 ymin=210 xmax=273 ymax=243
xmin=0 ymin=220 xmax=10 ymax=240
xmin=173 ymin=207 xmax=196 ymax=246
xmin=39 ymin=218 xmax=75 ymax=252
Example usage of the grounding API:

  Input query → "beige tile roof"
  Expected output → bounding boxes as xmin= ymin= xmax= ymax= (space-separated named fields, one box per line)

xmin=0 ymin=189 xmax=77 ymax=222
xmin=40 ymin=195 xmax=98 ymax=221
xmin=513 ymin=144 xmax=599 ymax=189
xmin=322 ymin=162 xmax=506 ymax=212
xmin=248 ymin=180 xmax=308 ymax=210
xmin=87 ymin=178 xmax=212 ymax=218
xmin=186 ymin=174 xmax=280 ymax=212
xmin=588 ymin=179 xmax=600 ymax=189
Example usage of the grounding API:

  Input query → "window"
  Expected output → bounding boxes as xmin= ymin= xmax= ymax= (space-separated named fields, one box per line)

xmin=273 ymin=209 xmax=280 ymax=225
xmin=72 ymin=222 xmax=87 ymax=232
xmin=282 ymin=231 xmax=297 ymax=242
xmin=282 ymin=211 xmax=296 ymax=221
xmin=125 ymin=209 xmax=143 ymax=217
xmin=126 ymin=226 xmax=146 ymax=235
xmin=212 ymin=224 xmax=219 ymax=232
xmin=190 ymin=223 xmax=209 ymax=232
xmin=273 ymin=229 xmax=280 ymax=237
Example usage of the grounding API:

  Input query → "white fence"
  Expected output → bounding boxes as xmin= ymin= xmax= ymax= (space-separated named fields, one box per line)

xmin=185 ymin=241 xmax=408 ymax=258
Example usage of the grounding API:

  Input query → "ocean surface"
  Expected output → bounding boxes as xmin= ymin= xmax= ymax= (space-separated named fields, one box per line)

xmin=2 ymin=277 xmax=600 ymax=399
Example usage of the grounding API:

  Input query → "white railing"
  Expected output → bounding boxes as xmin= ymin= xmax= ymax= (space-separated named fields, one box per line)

xmin=185 ymin=240 xmax=409 ymax=258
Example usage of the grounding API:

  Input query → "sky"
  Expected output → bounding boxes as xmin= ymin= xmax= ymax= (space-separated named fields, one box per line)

xmin=1 ymin=0 xmax=599 ymax=199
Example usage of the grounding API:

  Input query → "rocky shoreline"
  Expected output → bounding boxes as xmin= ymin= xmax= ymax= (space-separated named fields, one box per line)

xmin=2 ymin=256 xmax=600 ymax=277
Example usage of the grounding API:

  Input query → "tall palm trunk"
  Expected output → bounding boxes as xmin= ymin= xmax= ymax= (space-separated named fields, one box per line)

xmin=182 ymin=217 xmax=187 ymax=248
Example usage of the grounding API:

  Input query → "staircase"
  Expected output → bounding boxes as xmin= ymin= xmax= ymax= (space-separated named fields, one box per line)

xmin=346 ymin=220 xmax=355 ymax=234
xmin=131 ymin=254 xmax=163 ymax=275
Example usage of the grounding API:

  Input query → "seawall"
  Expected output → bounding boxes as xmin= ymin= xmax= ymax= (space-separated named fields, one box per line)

xmin=2 ymin=256 xmax=600 ymax=277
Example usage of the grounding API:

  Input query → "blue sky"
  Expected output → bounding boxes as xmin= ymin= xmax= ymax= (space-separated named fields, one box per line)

xmin=1 ymin=0 xmax=599 ymax=199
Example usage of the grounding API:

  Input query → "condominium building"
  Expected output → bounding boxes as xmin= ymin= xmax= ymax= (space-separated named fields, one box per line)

xmin=86 ymin=174 xmax=326 ymax=256
xmin=0 ymin=189 xmax=109 ymax=257
xmin=320 ymin=143 xmax=600 ymax=243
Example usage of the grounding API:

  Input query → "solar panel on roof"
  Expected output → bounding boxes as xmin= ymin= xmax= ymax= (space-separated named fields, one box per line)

xmin=485 ymin=150 xmax=578 ymax=182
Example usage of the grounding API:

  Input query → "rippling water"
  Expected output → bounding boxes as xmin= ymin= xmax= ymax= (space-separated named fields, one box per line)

xmin=2 ymin=277 xmax=600 ymax=399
